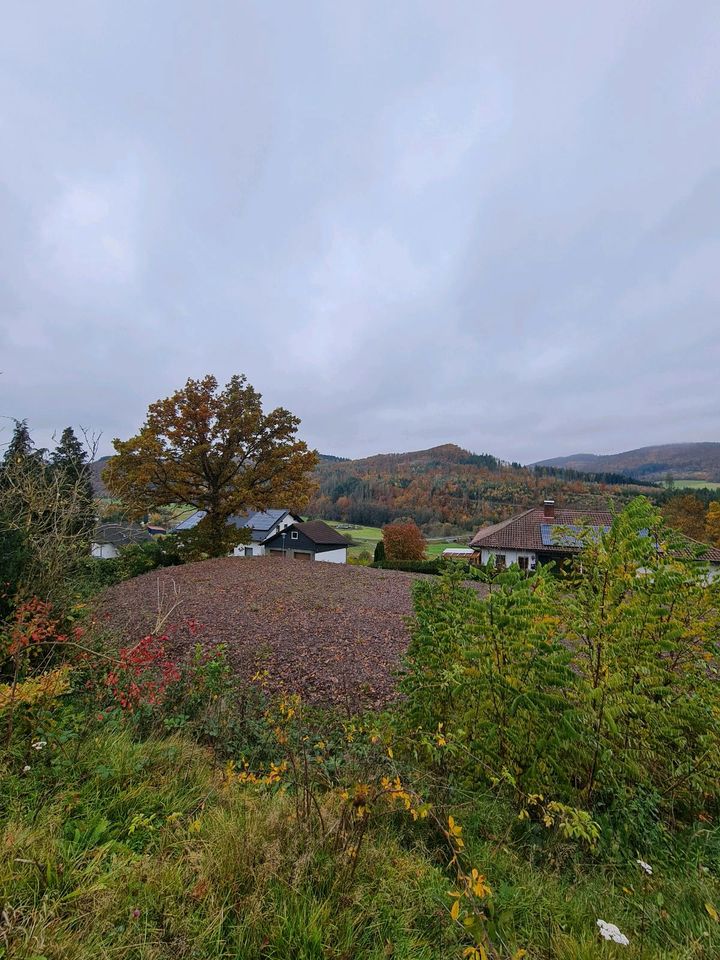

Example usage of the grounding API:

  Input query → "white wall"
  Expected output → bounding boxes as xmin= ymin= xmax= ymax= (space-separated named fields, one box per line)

xmin=91 ymin=542 xmax=120 ymax=559
xmin=315 ymin=547 xmax=347 ymax=564
xmin=232 ymin=542 xmax=265 ymax=557
xmin=480 ymin=548 xmax=537 ymax=570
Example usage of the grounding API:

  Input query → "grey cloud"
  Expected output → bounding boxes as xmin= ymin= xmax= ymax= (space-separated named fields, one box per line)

xmin=1 ymin=0 xmax=718 ymax=463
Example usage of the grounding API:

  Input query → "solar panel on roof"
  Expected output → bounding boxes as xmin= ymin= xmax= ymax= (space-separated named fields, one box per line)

xmin=539 ymin=523 xmax=609 ymax=548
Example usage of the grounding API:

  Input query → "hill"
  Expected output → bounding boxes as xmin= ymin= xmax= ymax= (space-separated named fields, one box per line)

xmin=535 ymin=442 xmax=720 ymax=482
xmin=308 ymin=443 xmax=656 ymax=533
xmin=89 ymin=455 xmax=112 ymax=497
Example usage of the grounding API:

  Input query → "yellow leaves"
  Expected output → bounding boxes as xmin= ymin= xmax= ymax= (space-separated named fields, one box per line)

xmin=512 ymin=951 xmax=528 ymax=960
xmin=469 ymin=868 xmax=491 ymax=899
xmin=189 ymin=819 xmax=202 ymax=833
xmin=447 ymin=815 xmax=464 ymax=848
xmin=705 ymin=901 xmax=719 ymax=923
xmin=463 ymin=947 xmax=488 ymax=960
xmin=435 ymin=722 xmax=447 ymax=747
xmin=517 ymin=809 xmax=530 ymax=822
xmin=223 ymin=758 xmax=287 ymax=788
xmin=0 ymin=666 xmax=71 ymax=712
xmin=450 ymin=898 xmax=461 ymax=921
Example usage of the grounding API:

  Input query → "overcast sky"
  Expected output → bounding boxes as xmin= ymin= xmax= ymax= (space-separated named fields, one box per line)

xmin=1 ymin=1 xmax=718 ymax=463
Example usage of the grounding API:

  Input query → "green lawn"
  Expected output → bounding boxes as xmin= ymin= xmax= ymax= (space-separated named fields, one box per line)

xmin=667 ymin=479 xmax=720 ymax=490
xmin=323 ymin=521 xmax=470 ymax=560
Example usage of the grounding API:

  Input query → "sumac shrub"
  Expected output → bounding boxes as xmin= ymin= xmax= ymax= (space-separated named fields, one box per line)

xmin=398 ymin=498 xmax=720 ymax=837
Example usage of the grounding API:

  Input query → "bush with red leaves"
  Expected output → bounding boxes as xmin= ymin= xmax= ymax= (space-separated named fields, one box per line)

xmin=104 ymin=635 xmax=181 ymax=712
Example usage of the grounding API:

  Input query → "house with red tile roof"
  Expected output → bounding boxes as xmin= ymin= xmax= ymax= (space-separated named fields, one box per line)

xmin=469 ymin=499 xmax=720 ymax=577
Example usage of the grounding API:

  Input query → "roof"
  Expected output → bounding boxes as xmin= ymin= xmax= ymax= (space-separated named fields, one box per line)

xmin=93 ymin=522 xmax=153 ymax=546
xmin=285 ymin=520 xmax=350 ymax=547
xmin=172 ymin=510 xmax=205 ymax=531
xmin=470 ymin=507 xmax=614 ymax=553
xmin=170 ymin=508 xmax=301 ymax=541
xmin=442 ymin=548 xmax=475 ymax=555
xmin=229 ymin=509 xmax=301 ymax=542
xmin=470 ymin=505 xmax=720 ymax=563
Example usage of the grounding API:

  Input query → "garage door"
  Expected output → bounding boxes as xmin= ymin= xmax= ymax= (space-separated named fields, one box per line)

xmin=268 ymin=549 xmax=284 ymax=557
xmin=292 ymin=551 xmax=313 ymax=560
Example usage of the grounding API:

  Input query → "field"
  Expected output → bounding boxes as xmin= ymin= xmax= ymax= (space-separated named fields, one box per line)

xmin=324 ymin=520 xmax=470 ymax=559
xmin=99 ymin=556 xmax=487 ymax=711
xmin=667 ymin=479 xmax=720 ymax=490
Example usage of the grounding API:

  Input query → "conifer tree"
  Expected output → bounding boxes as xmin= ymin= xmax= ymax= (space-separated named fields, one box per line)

xmin=50 ymin=427 xmax=95 ymax=537
xmin=2 ymin=419 xmax=36 ymax=469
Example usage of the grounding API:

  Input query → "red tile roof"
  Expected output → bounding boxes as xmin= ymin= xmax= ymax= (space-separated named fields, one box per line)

xmin=469 ymin=507 xmax=613 ymax=553
xmin=469 ymin=506 xmax=720 ymax=563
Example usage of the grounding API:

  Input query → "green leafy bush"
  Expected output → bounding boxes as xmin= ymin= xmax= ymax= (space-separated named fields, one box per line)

xmin=398 ymin=498 xmax=720 ymax=838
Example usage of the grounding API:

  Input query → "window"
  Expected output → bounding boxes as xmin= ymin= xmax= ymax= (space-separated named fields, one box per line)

xmin=244 ymin=546 xmax=253 ymax=557
xmin=291 ymin=531 xmax=299 ymax=540
xmin=494 ymin=554 xmax=506 ymax=569
xmin=518 ymin=556 xmax=529 ymax=572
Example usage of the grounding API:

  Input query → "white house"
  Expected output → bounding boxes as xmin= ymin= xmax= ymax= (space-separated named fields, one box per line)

xmin=170 ymin=508 xmax=306 ymax=557
xmin=91 ymin=522 xmax=153 ymax=559
xmin=262 ymin=520 xmax=348 ymax=562
xmin=470 ymin=499 xmax=720 ymax=579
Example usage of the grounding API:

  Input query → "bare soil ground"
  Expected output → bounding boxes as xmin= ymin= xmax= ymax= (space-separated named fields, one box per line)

xmin=98 ymin=557 xmax=487 ymax=711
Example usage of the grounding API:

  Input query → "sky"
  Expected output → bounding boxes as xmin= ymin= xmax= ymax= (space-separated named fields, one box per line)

xmin=1 ymin=1 xmax=719 ymax=464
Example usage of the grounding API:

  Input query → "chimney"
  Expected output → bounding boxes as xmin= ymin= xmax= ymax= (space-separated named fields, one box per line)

xmin=543 ymin=499 xmax=555 ymax=519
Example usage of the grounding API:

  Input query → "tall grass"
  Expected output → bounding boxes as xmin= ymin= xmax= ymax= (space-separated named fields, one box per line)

xmin=1 ymin=726 xmax=456 ymax=959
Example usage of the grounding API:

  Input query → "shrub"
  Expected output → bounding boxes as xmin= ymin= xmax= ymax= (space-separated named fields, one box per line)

xmin=398 ymin=498 xmax=720 ymax=838
xmin=382 ymin=521 xmax=426 ymax=562
xmin=373 ymin=558 xmax=442 ymax=575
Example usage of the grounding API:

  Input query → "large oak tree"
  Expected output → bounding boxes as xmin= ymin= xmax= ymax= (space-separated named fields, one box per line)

xmin=104 ymin=375 xmax=319 ymax=556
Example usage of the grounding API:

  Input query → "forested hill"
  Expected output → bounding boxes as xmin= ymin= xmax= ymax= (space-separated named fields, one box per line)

xmin=307 ymin=443 xmax=656 ymax=534
xmin=535 ymin=442 xmax=720 ymax=482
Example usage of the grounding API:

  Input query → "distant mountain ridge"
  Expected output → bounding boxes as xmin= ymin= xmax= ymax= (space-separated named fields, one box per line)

xmin=534 ymin=442 xmax=720 ymax=482
xmin=309 ymin=443 xmax=654 ymax=533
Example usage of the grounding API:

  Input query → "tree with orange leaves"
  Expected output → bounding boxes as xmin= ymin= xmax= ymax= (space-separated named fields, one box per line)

xmin=382 ymin=521 xmax=427 ymax=562
xmin=104 ymin=375 xmax=319 ymax=557
xmin=705 ymin=502 xmax=720 ymax=548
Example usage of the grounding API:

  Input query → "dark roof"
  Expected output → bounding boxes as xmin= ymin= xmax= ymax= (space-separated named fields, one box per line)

xmin=172 ymin=510 xmax=205 ymax=532
xmin=171 ymin=508 xmax=302 ymax=541
xmin=229 ymin=509 xmax=302 ymax=542
xmin=291 ymin=520 xmax=350 ymax=547
xmin=93 ymin=522 xmax=152 ymax=546
xmin=470 ymin=505 xmax=720 ymax=563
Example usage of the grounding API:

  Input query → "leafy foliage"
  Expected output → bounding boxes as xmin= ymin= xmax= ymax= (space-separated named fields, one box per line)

xmin=706 ymin=502 xmax=720 ymax=547
xmin=0 ymin=421 xmax=96 ymax=612
xmin=399 ymin=498 xmax=720 ymax=839
xmin=104 ymin=374 xmax=319 ymax=556
xmin=383 ymin=520 xmax=427 ymax=562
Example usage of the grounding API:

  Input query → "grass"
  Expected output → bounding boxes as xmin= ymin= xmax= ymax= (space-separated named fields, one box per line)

xmin=324 ymin=521 xmax=469 ymax=560
xmin=2 ymin=724 xmax=457 ymax=960
xmin=666 ymin=479 xmax=720 ymax=490
xmin=5 ymin=720 xmax=719 ymax=959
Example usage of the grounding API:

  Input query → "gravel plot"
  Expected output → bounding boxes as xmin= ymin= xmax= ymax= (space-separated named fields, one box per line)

xmin=98 ymin=557 xmax=487 ymax=710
